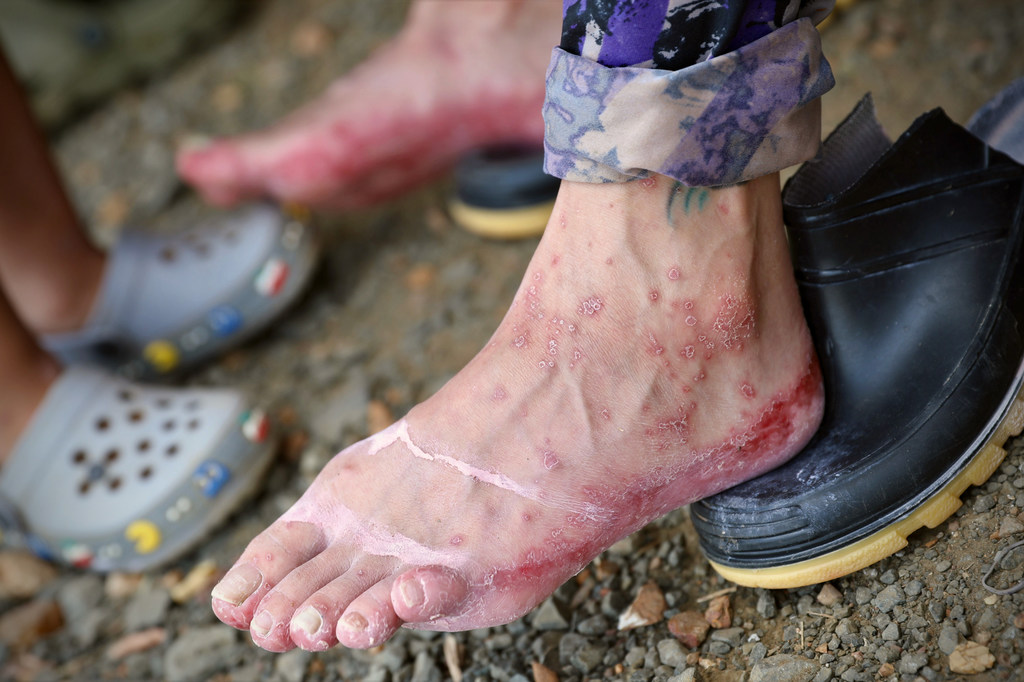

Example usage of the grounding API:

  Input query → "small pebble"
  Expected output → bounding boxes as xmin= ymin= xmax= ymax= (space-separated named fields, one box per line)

xmin=938 ymin=623 xmax=960 ymax=655
xmin=756 ymin=590 xmax=777 ymax=618
xmin=0 ymin=552 xmax=58 ymax=599
xmin=657 ymin=638 xmax=688 ymax=668
xmin=817 ymin=583 xmax=843 ymax=607
xmin=949 ymin=641 xmax=995 ymax=674
xmin=618 ymin=582 xmax=665 ymax=630
xmin=749 ymin=654 xmax=820 ymax=682
xmin=668 ymin=611 xmax=709 ymax=648
xmin=106 ymin=628 xmax=167 ymax=660
xmin=704 ymin=594 xmax=732 ymax=629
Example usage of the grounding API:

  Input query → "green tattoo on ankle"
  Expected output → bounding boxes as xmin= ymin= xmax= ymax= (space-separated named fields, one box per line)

xmin=667 ymin=183 xmax=711 ymax=222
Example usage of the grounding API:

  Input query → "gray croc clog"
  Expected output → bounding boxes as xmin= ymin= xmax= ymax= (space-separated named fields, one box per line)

xmin=0 ymin=367 xmax=274 ymax=572
xmin=43 ymin=203 xmax=317 ymax=380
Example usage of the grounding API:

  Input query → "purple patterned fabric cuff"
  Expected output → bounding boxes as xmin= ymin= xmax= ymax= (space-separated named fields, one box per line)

xmin=543 ymin=18 xmax=835 ymax=187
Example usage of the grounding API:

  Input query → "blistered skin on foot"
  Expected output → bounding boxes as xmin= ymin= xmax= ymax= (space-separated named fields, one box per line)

xmin=177 ymin=0 xmax=559 ymax=209
xmin=212 ymin=174 xmax=824 ymax=650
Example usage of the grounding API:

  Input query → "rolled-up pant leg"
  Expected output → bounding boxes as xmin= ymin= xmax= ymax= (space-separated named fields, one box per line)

xmin=546 ymin=0 xmax=837 ymax=187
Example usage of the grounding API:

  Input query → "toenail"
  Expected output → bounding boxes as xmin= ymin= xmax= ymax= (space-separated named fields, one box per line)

xmin=339 ymin=612 xmax=368 ymax=632
xmin=250 ymin=611 xmax=274 ymax=638
xmin=211 ymin=564 xmax=263 ymax=606
xmin=400 ymin=579 xmax=425 ymax=608
xmin=292 ymin=606 xmax=323 ymax=636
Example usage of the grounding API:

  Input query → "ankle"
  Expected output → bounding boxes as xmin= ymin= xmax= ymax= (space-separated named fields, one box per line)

xmin=0 ymin=354 xmax=59 ymax=465
xmin=13 ymin=250 xmax=105 ymax=335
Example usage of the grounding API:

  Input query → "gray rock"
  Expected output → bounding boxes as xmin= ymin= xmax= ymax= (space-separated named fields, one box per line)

xmin=411 ymin=650 xmax=440 ymax=682
xmin=973 ymin=494 xmax=996 ymax=512
xmin=812 ymin=668 xmax=833 ymax=682
xmin=937 ymin=623 xmax=960 ymax=655
xmin=57 ymin=575 xmax=104 ymax=620
xmin=711 ymin=627 xmax=745 ymax=648
xmin=373 ymin=643 xmax=408 ymax=672
xmin=707 ymin=640 xmax=732 ymax=656
xmin=854 ymin=587 xmax=873 ymax=606
xmin=308 ymin=369 xmax=369 ymax=442
xmin=935 ymin=559 xmax=952 ymax=572
xmin=749 ymin=654 xmax=820 ymax=682
xmin=898 ymin=652 xmax=928 ymax=675
xmin=835 ymin=620 xmax=857 ymax=637
xmin=879 ymin=570 xmax=896 ymax=585
xmin=68 ymin=609 xmax=106 ymax=648
xmin=484 ymin=632 xmax=513 ymax=650
xmin=975 ymin=607 xmax=1001 ymax=631
xmin=163 ymin=625 xmax=237 ymax=682
xmin=577 ymin=614 xmax=609 ymax=636
xmin=558 ymin=632 xmax=587 ymax=665
xmin=870 ymin=585 xmax=905 ymax=613
xmin=123 ymin=582 xmax=172 ymax=632
xmin=274 ymin=650 xmax=310 ymax=682
xmin=364 ymin=668 xmax=389 ymax=682
xmin=625 ymin=645 xmax=647 ymax=669
xmin=573 ymin=642 xmax=608 ymax=674
xmin=881 ymin=622 xmax=899 ymax=641
xmin=231 ymin=662 xmax=265 ymax=682
xmin=748 ymin=641 xmax=768 ymax=664
xmin=669 ymin=669 xmax=700 ymax=682
xmin=531 ymin=598 xmax=569 ymax=631
xmin=530 ymin=631 xmax=562 ymax=669
xmin=657 ymin=638 xmax=687 ymax=668
xmin=601 ymin=590 xmax=629 ymax=618
xmin=927 ymin=600 xmax=945 ymax=622
xmin=757 ymin=590 xmax=777 ymax=618
xmin=904 ymin=580 xmax=924 ymax=597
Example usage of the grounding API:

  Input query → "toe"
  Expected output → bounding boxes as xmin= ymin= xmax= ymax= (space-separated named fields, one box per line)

xmin=391 ymin=565 xmax=469 ymax=624
xmin=176 ymin=141 xmax=255 ymax=206
xmin=285 ymin=555 xmax=392 ymax=651
xmin=247 ymin=546 xmax=357 ymax=652
xmin=211 ymin=520 xmax=326 ymax=630
xmin=336 ymin=580 xmax=402 ymax=649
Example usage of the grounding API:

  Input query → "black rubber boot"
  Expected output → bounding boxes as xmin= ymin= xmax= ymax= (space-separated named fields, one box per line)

xmin=691 ymin=95 xmax=1024 ymax=588
xmin=449 ymin=144 xmax=559 ymax=240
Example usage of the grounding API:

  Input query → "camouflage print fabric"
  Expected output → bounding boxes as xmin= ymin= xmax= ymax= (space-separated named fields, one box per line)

xmin=560 ymin=0 xmax=835 ymax=69
xmin=546 ymin=1 xmax=836 ymax=186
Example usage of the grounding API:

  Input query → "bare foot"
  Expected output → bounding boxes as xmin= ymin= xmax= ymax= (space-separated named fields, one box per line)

xmin=210 ymin=173 xmax=824 ymax=652
xmin=177 ymin=0 xmax=559 ymax=210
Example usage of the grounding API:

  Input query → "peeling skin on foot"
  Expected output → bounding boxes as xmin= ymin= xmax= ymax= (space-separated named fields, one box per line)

xmin=212 ymin=174 xmax=825 ymax=652
xmin=364 ymin=420 xmax=611 ymax=522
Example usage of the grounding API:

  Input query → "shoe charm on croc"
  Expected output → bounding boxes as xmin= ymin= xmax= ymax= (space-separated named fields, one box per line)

xmin=43 ymin=202 xmax=318 ymax=380
xmin=692 ymin=94 xmax=1024 ymax=588
xmin=0 ymin=367 xmax=276 ymax=572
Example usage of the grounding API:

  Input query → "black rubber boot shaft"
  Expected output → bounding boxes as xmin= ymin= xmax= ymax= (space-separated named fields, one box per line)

xmin=692 ymin=98 xmax=1024 ymax=568
xmin=453 ymin=144 xmax=560 ymax=209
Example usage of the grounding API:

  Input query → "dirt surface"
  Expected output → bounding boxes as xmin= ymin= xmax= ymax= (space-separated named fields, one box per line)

xmin=3 ymin=1 xmax=1024 ymax=681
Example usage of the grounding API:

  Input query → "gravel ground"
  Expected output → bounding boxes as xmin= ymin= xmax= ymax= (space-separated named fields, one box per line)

xmin=3 ymin=1 xmax=1024 ymax=681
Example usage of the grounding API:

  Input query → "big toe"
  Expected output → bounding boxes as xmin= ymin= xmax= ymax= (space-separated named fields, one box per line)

xmin=177 ymin=140 xmax=257 ymax=206
xmin=391 ymin=565 xmax=469 ymax=625
xmin=211 ymin=520 xmax=326 ymax=629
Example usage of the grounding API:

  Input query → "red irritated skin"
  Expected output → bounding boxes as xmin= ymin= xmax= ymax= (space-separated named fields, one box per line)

xmin=177 ymin=0 xmax=559 ymax=210
xmin=210 ymin=174 xmax=824 ymax=653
